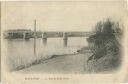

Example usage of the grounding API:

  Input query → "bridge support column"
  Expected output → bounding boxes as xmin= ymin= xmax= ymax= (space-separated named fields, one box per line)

xmin=63 ymin=32 xmax=68 ymax=47
xmin=42 ymin=32 xmax=47 ymax=46
xmin=23 ymin=33 xmax=26 ymax=39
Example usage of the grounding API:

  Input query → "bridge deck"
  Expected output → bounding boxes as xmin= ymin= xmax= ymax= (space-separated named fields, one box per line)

xmin=41 ymin=32 xmax=93 ymax=38
xmin=4 ymin=31 xmax=93 ymax=38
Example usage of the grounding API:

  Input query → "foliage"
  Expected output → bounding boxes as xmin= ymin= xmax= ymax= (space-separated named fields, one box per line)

xmin=87 ymin=18 xmax=122 ymax=62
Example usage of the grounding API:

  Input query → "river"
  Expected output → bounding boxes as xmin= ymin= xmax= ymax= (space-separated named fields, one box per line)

xmin=4 ymin=37 xmax=88 ymax=71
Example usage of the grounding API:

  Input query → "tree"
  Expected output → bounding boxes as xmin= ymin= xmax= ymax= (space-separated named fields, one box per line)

xmin=87 ymin=18 xmax=122 ymax=62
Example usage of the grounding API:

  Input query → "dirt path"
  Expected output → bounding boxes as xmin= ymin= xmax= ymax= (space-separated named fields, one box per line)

xmin=18 ymin=53 xmax=91 ymax=74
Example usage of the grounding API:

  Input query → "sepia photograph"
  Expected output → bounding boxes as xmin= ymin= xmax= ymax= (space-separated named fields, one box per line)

xmin=1 ymin=1 xmax=128 ymax=84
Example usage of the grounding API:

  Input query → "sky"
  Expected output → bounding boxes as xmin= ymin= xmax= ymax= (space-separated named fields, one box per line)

xmin=2 ymin=1 xmax=127 ymax=31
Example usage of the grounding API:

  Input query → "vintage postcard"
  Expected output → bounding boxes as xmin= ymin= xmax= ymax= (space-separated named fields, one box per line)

xmin=1 ymin=1 xmax=128 ymax=84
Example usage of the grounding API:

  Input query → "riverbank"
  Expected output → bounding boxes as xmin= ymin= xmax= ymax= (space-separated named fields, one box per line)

xmin=14 ymin=47 xmax=91 ymax=73
xmin=17 ymin=53 xmax=91 ymax=74
xmin=16 ymin=46 xmax=119 ymax=74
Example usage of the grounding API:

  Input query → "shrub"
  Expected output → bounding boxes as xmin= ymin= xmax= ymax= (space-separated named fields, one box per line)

xmin=87 ymin=18 xmax=122 ymax=63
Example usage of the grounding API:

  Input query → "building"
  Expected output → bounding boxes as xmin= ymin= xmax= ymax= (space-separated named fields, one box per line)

xmin=3 ymin=29 xmax=33 ymax=39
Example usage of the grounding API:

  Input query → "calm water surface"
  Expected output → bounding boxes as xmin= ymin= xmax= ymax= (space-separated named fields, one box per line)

xmin=4 ymin=37 xmax=88 ymax=70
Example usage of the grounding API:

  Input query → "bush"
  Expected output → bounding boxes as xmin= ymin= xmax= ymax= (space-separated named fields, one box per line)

xmin=87 ymin=18 xmax=122 ymax=63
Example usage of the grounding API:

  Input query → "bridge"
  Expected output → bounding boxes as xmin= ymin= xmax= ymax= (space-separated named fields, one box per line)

xmin=4 ymin=30 xmax=93 ymax=47
xmin=38 ymin=31 xmax=93 ymax=47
